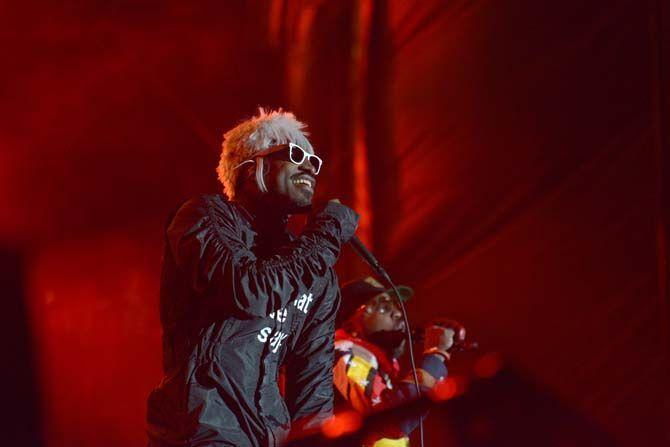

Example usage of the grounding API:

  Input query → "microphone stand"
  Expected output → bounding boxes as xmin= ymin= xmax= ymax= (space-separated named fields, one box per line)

xmin=349 ymin=236 xmax=425 ymax=447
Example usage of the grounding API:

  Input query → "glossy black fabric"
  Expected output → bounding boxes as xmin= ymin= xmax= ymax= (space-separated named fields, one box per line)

xmin=147 ymin=195 xmax=359 ymax=447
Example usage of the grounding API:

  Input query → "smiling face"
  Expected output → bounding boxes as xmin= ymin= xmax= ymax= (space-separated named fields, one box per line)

xmin=264 ymin=145 xmax=318 ymax=213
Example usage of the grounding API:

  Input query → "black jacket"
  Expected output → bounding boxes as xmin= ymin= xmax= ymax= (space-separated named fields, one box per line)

xmin=147 ymin=194 xmax=359 ymax=447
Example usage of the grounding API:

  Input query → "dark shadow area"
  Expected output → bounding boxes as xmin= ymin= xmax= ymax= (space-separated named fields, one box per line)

xmin=421 ymin=368 xmax=618 ymax=447
xmin=0 ymin=248 xmax=43 ymax=447
xmin=290 ymin=367 xmax=618 ymax=447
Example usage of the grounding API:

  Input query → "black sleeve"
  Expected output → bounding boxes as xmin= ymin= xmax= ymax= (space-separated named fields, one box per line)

xmin=284 ymin=272 xmax=340 ymax=431
xmin=167 ymin=195 xmax=358 ymax=318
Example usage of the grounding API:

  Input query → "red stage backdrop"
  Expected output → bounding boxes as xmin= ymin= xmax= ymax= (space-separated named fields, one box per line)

xmin=0 ymin=1 xmax=666 ymax=446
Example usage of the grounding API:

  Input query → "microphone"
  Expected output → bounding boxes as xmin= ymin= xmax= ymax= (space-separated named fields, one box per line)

xmin=327 ymin=199 xmax=388 ymax=280
xmin=411 ymin=321 xmax=478 ymax=352
xmin=411 ymin=327 xmax=479 ymax=351
xmin=349 ymin=236 xmax=392 ymax=283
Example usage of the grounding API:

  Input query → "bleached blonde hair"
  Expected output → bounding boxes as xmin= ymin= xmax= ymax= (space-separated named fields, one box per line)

xmin=217 ymin=107 xmax=313 ymax=200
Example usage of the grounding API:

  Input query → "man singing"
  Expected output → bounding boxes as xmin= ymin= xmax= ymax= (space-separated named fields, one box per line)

xmin=147 ymin=109 xmax=359 ymax=446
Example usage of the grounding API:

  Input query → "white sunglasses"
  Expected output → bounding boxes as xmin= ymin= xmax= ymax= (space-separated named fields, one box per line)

xmin=234 ymin=143 xmax=323 ymax=175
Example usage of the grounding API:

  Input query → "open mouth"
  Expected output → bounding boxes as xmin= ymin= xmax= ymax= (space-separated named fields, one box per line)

xmin=291 ymin=175 xmax=315 ymax=193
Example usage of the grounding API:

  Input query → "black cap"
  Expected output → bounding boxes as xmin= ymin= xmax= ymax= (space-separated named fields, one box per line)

xmin=337 ymin=276 xmax=413 ymax=326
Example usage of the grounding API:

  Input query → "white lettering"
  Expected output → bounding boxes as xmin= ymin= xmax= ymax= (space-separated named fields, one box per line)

xmin=269 ymin=308 xmax=288 ymax=322
xmin=257 ymin=327 xmax=272 ymax=343
xmin=303 ymin=294 xmax=313 ymax=313
xmin=269 ymin=331 xmax=289 ymax=353
xmin=294 ymin=293 xmax=314 ymax=314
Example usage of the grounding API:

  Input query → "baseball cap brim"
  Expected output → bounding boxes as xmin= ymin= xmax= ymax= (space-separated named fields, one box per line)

xmin=384 ymin=285 xmax=413 ymax=302
xmin=337 ymin=278 xmax=414 ymax=327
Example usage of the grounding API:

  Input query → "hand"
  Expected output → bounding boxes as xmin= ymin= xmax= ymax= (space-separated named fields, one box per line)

xmin=312 ymin=199 xmax=359 ymax=243
xmin=424 ymin=325 xmax=455 ymax=353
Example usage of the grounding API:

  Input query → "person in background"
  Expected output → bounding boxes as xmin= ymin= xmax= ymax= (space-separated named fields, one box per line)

xmin=333 ymin=276 xmax=465 ymax=447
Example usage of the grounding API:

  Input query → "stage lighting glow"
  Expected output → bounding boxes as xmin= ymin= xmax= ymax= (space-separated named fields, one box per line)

xmin=321 ymin=410 xmax=363 ymax=439
xmin=474 ymin=352 xmax=503 ymax=378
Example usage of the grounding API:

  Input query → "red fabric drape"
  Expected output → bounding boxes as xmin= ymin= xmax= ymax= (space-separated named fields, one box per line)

xmin=284 ymin=0 xmax=667 ymax=445
xmin=1 ymin=1 xmax=666 ymax=445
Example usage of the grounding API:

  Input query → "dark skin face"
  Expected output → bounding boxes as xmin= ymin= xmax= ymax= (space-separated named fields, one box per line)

xmin=358 ymin=293 xmax=407 ymax=358
xmin=237 ymin=146 xmax=318 ymax=215
xmin=362 ymin=293 xmax=405 ymax=334
xmin=357 ymin=296 xmax=457 ymax=359
xmin=265 ymin=148 xmax=317 ymax=213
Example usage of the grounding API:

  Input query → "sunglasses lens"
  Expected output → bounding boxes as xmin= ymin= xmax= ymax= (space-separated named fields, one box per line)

xmin=289 ymin=145 xmax=306 ymax=164
xmin=290 ymin=144 xmax=322 ymax=174
xmin=311 ymin=156 xmax=322 ymax=174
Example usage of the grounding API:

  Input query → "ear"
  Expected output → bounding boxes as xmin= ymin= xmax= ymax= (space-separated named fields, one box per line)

xmin=234 ymin=162 xmax=254 ymax=195
xmin=238 ymin=162 xmax=255 ymax=182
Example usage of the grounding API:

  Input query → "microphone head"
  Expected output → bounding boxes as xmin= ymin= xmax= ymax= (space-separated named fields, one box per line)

xmin=454 ymin=341 xmax=478 ymax=351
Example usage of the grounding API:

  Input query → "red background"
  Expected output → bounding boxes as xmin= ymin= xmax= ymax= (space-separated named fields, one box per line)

xmin=1 ymin=1 xmax=667 ymax=446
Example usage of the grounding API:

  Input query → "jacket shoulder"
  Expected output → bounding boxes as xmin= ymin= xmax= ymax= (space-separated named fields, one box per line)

xmin=165 ymin=194 xmax=243 ymax=238
xmin=179 ymin=193 xmax=234 ymax=214
xmin=172 ymin=194 xmax=239 ymax=223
